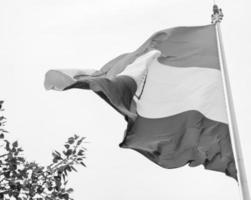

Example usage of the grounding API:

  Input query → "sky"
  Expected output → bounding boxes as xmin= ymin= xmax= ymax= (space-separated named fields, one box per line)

xmin=1 ymin=0 xmax=251 ymax=199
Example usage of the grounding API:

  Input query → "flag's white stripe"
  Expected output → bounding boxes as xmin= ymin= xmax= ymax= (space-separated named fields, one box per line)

xmin=44 ymin=69 xmax=97 ymax=90
xmin=45 ymin=50 xmax=227 ymax=124
xmin=136 ymin=59 xmax=227 ymax=123
xmin=119 ymin=50 xmax=161 ymax=98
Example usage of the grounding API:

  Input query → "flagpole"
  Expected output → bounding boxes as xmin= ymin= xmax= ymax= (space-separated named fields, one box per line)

xmin=211 ymin=5 xmax=250 ymax=200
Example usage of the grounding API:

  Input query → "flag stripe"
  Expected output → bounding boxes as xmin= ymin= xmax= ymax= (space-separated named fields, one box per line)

xmin=137 ymin=58 xmax=227 ymax=123
xmin=120 ymin=110 xmax=237 ymax=179
xmin=91 ymin=25 xmax=220 ymax=79
xmin=153 ymin=25 xmax=220 ymax=69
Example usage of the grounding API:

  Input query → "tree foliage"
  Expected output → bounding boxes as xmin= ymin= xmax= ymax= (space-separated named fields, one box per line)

xmin=0 ymin=101 xmax=86 ymax=200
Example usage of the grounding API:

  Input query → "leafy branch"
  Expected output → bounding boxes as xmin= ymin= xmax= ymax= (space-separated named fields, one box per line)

xmin=0 ymin=101 xmax=86 ymax=200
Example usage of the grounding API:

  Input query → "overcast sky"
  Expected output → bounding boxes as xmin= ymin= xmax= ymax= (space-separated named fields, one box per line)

xmin=1 ymin=0 xmax=251 ymax=199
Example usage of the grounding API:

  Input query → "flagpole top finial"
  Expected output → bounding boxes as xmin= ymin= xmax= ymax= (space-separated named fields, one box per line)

xmin=211 ymin=4 xmax=223 ymax=24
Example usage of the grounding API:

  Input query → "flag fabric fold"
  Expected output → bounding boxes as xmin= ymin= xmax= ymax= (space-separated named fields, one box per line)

xmin=44 ymin=24 xmax=237 ymax=179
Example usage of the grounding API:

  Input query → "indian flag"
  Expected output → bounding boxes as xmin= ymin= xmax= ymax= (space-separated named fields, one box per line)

xmin=44 ymin=24 xmax=237 ymax=179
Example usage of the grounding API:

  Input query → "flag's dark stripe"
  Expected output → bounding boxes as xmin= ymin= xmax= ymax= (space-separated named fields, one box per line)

xmin=152 ymin=25 xmax=220 ymax=69
xmin=64 ymin=75 xmax=236 ymax=180
xmin=64 ymin=75 xmax=137 ymax=120
xmin=96 ymin=25 xmax=220 ymax=78
xmin=120 ymin=110 xmax=237 ymax=179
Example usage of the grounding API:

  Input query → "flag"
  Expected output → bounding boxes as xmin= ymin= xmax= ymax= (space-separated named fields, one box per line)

xmin=44 ymin=24 xmax=237 ymax=179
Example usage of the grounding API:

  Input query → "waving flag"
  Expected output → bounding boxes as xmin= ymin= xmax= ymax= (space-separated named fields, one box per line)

xmin=45 ymin=24 xmax=237 ymax=179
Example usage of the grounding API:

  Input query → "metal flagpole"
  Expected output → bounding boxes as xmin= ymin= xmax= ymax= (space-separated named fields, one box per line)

xmin=211 ymin=5 xmax=250 ymax=200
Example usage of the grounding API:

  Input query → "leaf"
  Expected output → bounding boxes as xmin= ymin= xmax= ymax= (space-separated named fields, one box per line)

xmin=70 ymin=166 xmax=77 ymax=172
xmin=66 ymin=188 xmax=74 ymax=193
xmin=67 ymin=137 xmax=74 ymax=144
xmin=77 ymin=150 xmax=84 ymax=156
xmin=17 ymin=147 xmax=23 ymax=152
xmin=53 ymin=157 xmax=58 ymax=163
xmin=0 ymin=116 xmax=5 ymax=121
xmin=66 ymin=166 xmax=72 ymax=172
xmin=17 ymin=157 xmax=25 ymax=163
xmin=80 ymin=162 xmax=86 ymax=167
xmin=12 ymin=141 xmax=18 ymax=148
xmin=64 ymin=169 xmax=68 ymax=176
xmin=4 ymin=140 xmax=10 ymax=151
xmin=65 ymin=149 xmax=72 ymax=156
xmin=55 ymin=151 xmax=61 ymax=157
xmin=77 ymin=137 xmax=85 ymax=146
xmin=0 ymin=128 xmax=8 ymax=133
